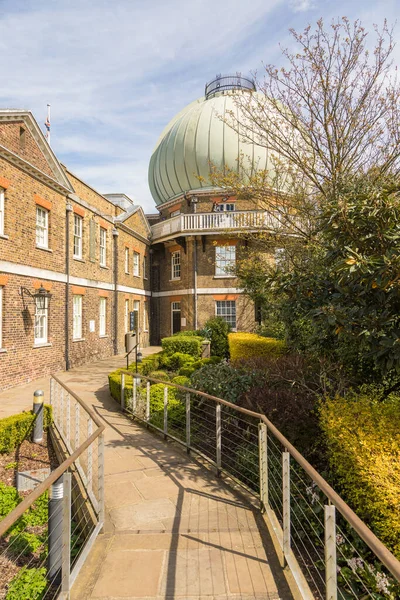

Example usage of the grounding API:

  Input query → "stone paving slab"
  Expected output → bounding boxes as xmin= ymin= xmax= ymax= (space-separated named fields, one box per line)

xmin=48 ymin=355 xmax=294 ymax=600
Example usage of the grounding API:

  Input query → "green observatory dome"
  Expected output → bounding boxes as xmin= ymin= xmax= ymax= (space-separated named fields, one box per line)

xmin=148 ymin=74 xmax=271 ymax=206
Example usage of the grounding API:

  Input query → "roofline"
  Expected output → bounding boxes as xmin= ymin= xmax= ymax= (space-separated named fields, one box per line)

xmin=63 ymin=165 xmax=125 ymax=212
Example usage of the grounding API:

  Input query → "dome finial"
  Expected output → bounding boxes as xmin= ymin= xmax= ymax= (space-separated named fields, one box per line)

xmin=205 ymin=74 xmax=256 ymax=99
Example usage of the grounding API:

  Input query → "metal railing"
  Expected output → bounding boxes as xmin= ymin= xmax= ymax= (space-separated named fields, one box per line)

xmin=150 ymin=210 xmax=286 ymax=240
xmin=0 ymin=376 xmax=105 ymax=600
xmin=205 ymin=74 xmax=256 ymax=99
xmin=119 ymin=370 xmax=400 ymax=600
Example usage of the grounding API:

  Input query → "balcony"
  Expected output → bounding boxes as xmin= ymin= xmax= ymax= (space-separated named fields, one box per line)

xmin=150 ymin=210 xmax=285 ymax=242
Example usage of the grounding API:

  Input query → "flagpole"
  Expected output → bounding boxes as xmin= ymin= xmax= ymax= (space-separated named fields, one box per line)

xmin=46 ymin=104 xmax=51 ymax=146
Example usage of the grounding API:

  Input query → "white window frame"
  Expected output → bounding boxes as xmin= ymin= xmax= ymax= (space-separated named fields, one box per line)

xmin=215 ymin=203 xmax=235 ymax=212
xmin=143 ymin=302 xmax=149 ymax=332
xmin=133 ymin=300 xmax=140 ymax=330
xmin=0 ymin=286 xmax=3 ymax=348
xmin=215 ymin=245 xmax=236 ymax=277
xmin=0 ymin=188 xmax=5 ymax=236
xmin=171 ymin=301 xmax=181 ymax=335
xmin=133 ymin=252 xmax=140 ymax=277
xmin=171 ymin=251 xmax=181 ymax=280
xmin=99 ymin=227 xmax=107 ymax=266
xmin=73 ymin=295 xmax=83 ymax=339
xmin=73 ymin=215 xmax=83 ymax=259
xmin=36 ymin=206 xmax=49 ymax=249
xmin=34 ymin=296 xmax=48 ymax=345
xmin=125 ymin=247 xmax=130 ymax=273
xmin=124 ymin=299 xmax=129 ymax=332
xmin=99 ymin=297 xmax=106 ymax=336
xmin=216 ymin=300 xmax=236 ymax=330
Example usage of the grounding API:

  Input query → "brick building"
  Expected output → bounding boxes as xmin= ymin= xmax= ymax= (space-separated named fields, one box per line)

xmin=0 ymin=75 xmax=278 ymax=391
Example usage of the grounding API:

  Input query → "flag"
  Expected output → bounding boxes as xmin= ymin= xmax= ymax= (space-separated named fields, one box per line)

xmin=45 ymin=117 xmax=50 ymax=131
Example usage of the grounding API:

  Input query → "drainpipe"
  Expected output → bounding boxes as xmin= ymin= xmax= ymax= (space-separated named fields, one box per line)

xmin=65 ymin=201 xmax=73 ymax=370
xmin=193 ymin=236 xmax=198 ymax=330
xmin=112 ymin=228 xmax=119 ymax=355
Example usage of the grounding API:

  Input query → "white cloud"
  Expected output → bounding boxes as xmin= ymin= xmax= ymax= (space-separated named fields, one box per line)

xmin=289 ymin=0 xmax=315 ymax=12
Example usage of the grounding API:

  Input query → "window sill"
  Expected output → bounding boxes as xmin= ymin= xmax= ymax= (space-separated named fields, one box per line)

xmin=0 ymin=234 xmax=9 ymax=240
xmin=33 ymin=342 xmax=52 ymax=349
xmin=133 ymin=274 xmax=140 ymax=278
xmin=125 ymin=271 xmax=130 ymax=275
xmin=213 ymin=275 xmax=236 ymax=279
xmin=100 ymin=264 xmax=109 ymax=269
xmin=73 ymin=256 xmax=85 ymax=263
xmin=144 ymin=277 xmax=148 ymax=280
xmin=72 ymin=338 xmax=85 ymax=342
xmin=36 ymin=246 xmax=53 ymax=253
xmin=99 ymin=334 xmax=109 ymax=338
xmin=0 ymin=348 xmax=7 ymax=354
xmin=169 ymin=278 xmax=181 ymax=282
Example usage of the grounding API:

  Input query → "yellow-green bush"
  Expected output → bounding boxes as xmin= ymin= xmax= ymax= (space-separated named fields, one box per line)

xmin=0 ymin=407 xmax=52 ymax=454
xmin=228 ymin=333 xmax=286 ymax=361
xmin=320 ymin=392 xmax=400 ymax=558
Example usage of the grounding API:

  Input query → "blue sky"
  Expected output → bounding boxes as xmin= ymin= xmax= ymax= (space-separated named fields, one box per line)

xmin=0 ymin=0 xmax=398 ymax=212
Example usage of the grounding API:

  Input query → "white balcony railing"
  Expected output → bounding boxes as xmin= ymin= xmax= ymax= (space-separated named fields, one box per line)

xmin=151 ymin=210 xmax=285 ymax=240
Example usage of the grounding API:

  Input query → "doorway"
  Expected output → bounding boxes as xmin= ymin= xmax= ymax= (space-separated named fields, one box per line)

xmin=171 ymin=301 xmax=181 ymax=335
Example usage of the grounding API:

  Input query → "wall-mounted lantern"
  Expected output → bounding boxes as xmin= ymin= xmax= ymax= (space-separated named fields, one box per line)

xmin=20 ymin=285 xmax=52 ymax=308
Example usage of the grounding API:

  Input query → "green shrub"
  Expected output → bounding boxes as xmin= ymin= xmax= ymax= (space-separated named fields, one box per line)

xmin=149 ymin=370 xmax=170 ymax=381
xmin=0 ymin=406 xmax=52 ymax=454
xmin=6 ymin=567 xmax=47 ymax=600
xmin=228 ymin=333 xmax=286 ymax=361
xmin=108 ymin=369 xmax=132 ymax=403
xmin=8 ymin=531 xmax=44 ymax=557
xmin=167 ymin=352 xmax=195 ymax=370
xmin=190 ymin=362 xmax=261 ymax=404
xmin=135 ymin=351 xmax=164 ymax=375
xmin=191 ymin=357 xmax=214 ymax=370
xmin=209 ymin=355 xmax=223 ymax=364
xmin=178 ymin=367 xmax=195 ymax=377
xmin=171 ymin=376 xmax=191 ymax=387
xmin=204 ymin=317 xmax=231 ymax=358
xmin=161 ymin=336 xmax=202 ymax=358
xmin=320 ymin=391 xmax=400 ymax=558
xmin=0 ymin=483 xmax=21 ymax=519
xmin=149 ymin=383 xmax=185 ymax=429
xmin=23 ymin=492 xmax=48 ymax=527
xmin=172 ymin=330 xmax=202 ymax=337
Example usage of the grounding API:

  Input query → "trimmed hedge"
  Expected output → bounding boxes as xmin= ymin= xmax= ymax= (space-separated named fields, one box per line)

xmin=161 ymin=336 xmax=202 ymax=358
xmin=171 ymin=376 xmax=191 ymax=387
xmin=228 ymin=333 xmax=286 ymax=361
xmin=320 ymin=391 xmax=400 ymax=558
xmin=166 ymin=352 xmax=195 ymax=371
xmin=0 ymin=406 xmax=52 ymax=454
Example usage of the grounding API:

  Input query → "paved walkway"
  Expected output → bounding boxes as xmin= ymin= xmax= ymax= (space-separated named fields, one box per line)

xmin=53 ymin=356 xmax=293 ymax=600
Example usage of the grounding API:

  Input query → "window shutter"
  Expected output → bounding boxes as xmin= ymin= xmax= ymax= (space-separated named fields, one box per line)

xmin=89 ymin=219 xmax=96 ymax=262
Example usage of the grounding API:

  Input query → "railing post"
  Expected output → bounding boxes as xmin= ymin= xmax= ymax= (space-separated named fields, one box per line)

xmin=216 ymin=402 xmax=221 ymax=476
xmin=60 ymin=387 xmax=64 ymax=434
xmin=146 ymin=381 xmax=150 ymax=424
xmin=87 ymin=419 xmax=93 ymax=492
xmin=258 ymin=422 xmax=268 ymax=511
xmin=186 ymin=392 xmax=191 ymax=454
xmin=283 ymin=451 xmax=291 ymax=558
xmin=120 ymin=373 xmax=125 ymax=410
xmin=75 ymin=403 xmax=80 ymax=468
xmin=98 ymin=434 xmax=105 ymax=528
xmin=133 ymin=376 xmax=137 ymax=413
xmin=66 ymin=394 xmax=71 ymax=446
xmin=325 ymin=505 xmax=338 ymax=600
xmin=163 ymin=386 xmax=168 ymax=439
xmin=61 ymin=472 xmax=71 ymax=596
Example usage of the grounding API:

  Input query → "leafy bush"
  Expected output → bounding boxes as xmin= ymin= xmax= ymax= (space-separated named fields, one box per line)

xmin=23 ymin=492 xmax=48 ymax=527
xmin=0 ymin=482 xmax=21 ymax=519
xmin=171 ymin=376 xmax=191 ymax=387
xmin=204 ymin=317 xmax=231 ymax=358
xmin=8 ymin=531 xmax=44 ymax=557
xmin=229 ymin=333 xmax=286 ymax=361
xmin=149 ymin=370 xmax=170 ymax=381
xmin=149 ymin=383 xmax=185 ymax=429
xmin=135 ymin=351 xmax=164 ymax=375
xmin=108 ymin=369 xmax=132 ymax=403
xmin=0 ymin=407 xmax=52 ymax=454
xmin=172 ymin=330 xmax=203 ymax=337
xmin=209 ymin=356 xmax=223 ymax=365
xmin=6 ymin=567 xmax=47 ymax=600
xmin=190 ymin=362 xmax=261 ymax=404
xmin=320 ymin=390 xmax=400 ymax=558
xmin=167 ymin=352 xmax=195 ymax=371
xmin=161 ymin=336 xmax=202 ymax=358
xmin=178 ymin=367 xmax=195 ymax=377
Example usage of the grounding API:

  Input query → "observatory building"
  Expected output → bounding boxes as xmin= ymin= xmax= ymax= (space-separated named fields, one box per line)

xmin=148 ymin=74 xmax=277 ymax=341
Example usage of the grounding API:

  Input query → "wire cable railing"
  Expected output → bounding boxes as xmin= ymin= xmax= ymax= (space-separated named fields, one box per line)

xmin=119 ymin=370 xmax=400 ymax=600
xmin=0 ymin=376 xmax=105 ymax=600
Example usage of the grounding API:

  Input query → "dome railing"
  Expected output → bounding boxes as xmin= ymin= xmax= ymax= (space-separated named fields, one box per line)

xmin=205 ymin=74 xmax=256 ymax=99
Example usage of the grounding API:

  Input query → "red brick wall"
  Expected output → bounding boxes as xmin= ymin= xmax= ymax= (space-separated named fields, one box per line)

xmin=0 ymin=122 xmax=55 ymax=178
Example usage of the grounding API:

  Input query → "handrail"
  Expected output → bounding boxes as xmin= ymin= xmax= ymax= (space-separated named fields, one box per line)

xmin=121 ymin=370 xmax=400 ymax=583
xmin=0 ymin=377 xmax=105 ymax=538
